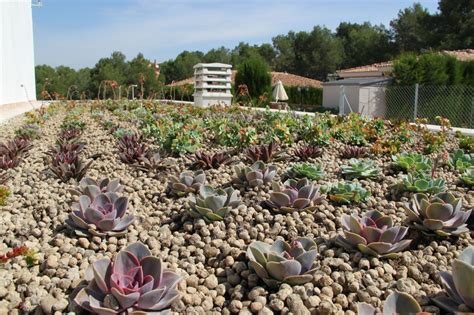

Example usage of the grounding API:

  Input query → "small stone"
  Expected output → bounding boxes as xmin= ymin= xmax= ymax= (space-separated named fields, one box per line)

xmin=204 ymin=275 xmax=218 ymax=289
xmin=250 ymin=302 xmax=263 ymax=312
xmin=45 ymin=255 xmax=58 ymax=269
xmin=40 ymin=295 xmax=56 ymax=315
xmin=229 ymin=300 xmax=242 ymax=313
xmin=78 ymin=238 xmax=90 ymax=249
xmin=53 ymin=298 xmax=68 ymax=312
xmin=287 ymin=294 xmax=310 ymax=314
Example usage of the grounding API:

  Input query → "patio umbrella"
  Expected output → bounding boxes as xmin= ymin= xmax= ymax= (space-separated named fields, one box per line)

xmin=272 ymin=80 xmax=288 ymax=102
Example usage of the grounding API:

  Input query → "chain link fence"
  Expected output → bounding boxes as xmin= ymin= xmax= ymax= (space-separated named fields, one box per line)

xmin=385 ymin=85 xmax=474 ymax=128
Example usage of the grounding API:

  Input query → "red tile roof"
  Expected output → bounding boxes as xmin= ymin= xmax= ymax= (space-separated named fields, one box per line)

xmin=336 ymin=49 xmax=474 ymax=75
xmin=168 ymin=71 xmax=322 ymax=88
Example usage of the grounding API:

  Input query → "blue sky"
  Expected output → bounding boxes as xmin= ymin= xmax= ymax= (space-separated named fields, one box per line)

xmin=33 ymin=0 xmax=439 ymax=69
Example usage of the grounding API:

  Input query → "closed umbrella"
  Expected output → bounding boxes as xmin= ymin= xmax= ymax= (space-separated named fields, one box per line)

xmin=272 ymin=80 xmax=288 ymax=102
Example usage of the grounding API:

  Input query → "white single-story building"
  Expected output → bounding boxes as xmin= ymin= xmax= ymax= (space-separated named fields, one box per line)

xmin=0 ymin=0 xmax=39 ymax=123
xmin=322 ymin=77 xmax=392 ymax=118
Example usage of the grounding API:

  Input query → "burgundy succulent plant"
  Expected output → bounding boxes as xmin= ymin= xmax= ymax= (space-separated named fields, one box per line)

xmin=340 ymin=146 xmax=368 ymax=159
xmin=117 ymin=133 xmax=148 ymax=164
xmin=192 ymin=151 xmax=233 ymax=170
xmin=48 ymin=150 xmax=92 ymax=182
xmin=58 ymin=127 xmax=82 ymax=143
xmin=74 ymin=242 xmax=182 ymax=314
xmin=0 ymin=152 xmax=21 ymax=170
xmin=293 ymin=144 xmax=323 ymax=161
xmin=246 ymin=142 xmax=279 ymax=163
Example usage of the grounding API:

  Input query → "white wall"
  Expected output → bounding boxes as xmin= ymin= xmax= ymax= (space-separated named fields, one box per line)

xmin=0 ymin=0 xmax=36 ymax=107
xmin=359 ymin=86 xmax=387 ymax=118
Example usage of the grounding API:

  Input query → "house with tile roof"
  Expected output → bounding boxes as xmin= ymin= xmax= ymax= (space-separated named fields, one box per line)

xmin=323 ymin=49 xmax=474 ymax=118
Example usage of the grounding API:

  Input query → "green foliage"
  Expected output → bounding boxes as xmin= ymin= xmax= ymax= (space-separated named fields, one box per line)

xmin=235 ymin=56 xmax=272 ymax=99
xmin=0 ymin=186 xmax=10 ymax=206
xmin=285 ymin=86 xmax=323 ymax=109
xmin=341 ymin=159 xmax=380 ymax=180
xmin=449 ymin=149 xmax=474 ymax=172
xmin=336 ymin=22 xmax=393 ymax=69
xmin=393 ymin=52 xmax=472 ymax=86
xmin=322 ymin=182 xmax=371 ymax=205
xmin=390 ymin=3 xmax=432 ymax=52
xmin=458 ymin=135 xmax=474 ymax=153
xmin=60 ymin=119 xmax=85 ymax=132
xmin=460 ymin=167 xmax=474 ymax=187
xmin=113 ymin=128 xmax=135 ymax=139
xmin=285 ymin=163 xmax=325 ymax=181
xmin=395 ymin=173 xmax=446 ymax=194
xmin=392 ymin=152 xmax=432 ymax=173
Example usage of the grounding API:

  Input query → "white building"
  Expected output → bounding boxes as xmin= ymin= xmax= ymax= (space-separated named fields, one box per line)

xmin=193 ymin=63 xmax=232 ymax=107
xmin=0 ymin=0 xmax=38 ymax=122
xmin=322 ymin=77 xmax=392 ymax=118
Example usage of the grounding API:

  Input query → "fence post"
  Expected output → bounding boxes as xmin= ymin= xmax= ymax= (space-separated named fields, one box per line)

xmin=413 ymin=83 xmax=419 ymax=122
xmin=339 ymin=86 xmax=345 ymax=115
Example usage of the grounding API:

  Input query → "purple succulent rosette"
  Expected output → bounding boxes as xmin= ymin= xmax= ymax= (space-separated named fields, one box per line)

xmin=433 ymin=246 xmax=474 ymax=313
xmin=247 ymin=238 xmax=318 ymax=288
xmin=67 ymin=189 xmax=134 ymax=237
xmin=167 ymin=170 xmax=206 ymax=197
xmin=336 ymin=210 xmax=412 ymax=259
xmin=264 ymin=178 xmax=322 ymax=214
xmin=404 ymin=192 xmax=472 ymax=236
xmin=74 ymin=242 xmax=182 ymax=314
xmin=232 ymin=161 xmax=277 ymax=188
xmin=70 ymin=177 xmax=124 ymax=197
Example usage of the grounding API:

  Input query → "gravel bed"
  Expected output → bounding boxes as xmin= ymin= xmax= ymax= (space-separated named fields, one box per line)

xmin=0 ymin=107 xmax=473 ymax=315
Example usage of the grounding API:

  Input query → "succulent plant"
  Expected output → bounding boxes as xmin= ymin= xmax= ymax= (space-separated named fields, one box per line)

xmin=284 ymin=163 xmax=325 ymax=181
xmin=460 ymin=167 xmax=474 ymax=186
xmin=392 ymin=152 xmax=432 ymax=173
xmin=135 ymin=150 xmax=167 ymax=172
xmin=117 ymin=133 xmax=148 ymax=164
xmin=11 ymin=137 xmax=33 ymax=155
xmin=15 ymin=124 xmax=40 ymax=140
xmin=433 ymin=246 xmax=474 ymax=313
xmin=341 ymin=159 xmax=380 ymax=180
xmin=404 ymin=192 xmax=471 ymax=236
xmin=358 ymin=291 xmax=424 ymax=315
xmin=395 ymin=173 xmax=446 ymax=194
xmin=192 ymin=151 xmax=232 ymax=170
xmin=58 ymin=128 xmax=82 ymax=143
xmin=232 ymin=161 xmax=277 ymax=188
xmin=49 ymin=142 xmax=85 ymax=156
xmin=0 ymin=138 xmax=31 ymax=157
xmin=340 ymin=145 xmax=368 ymax=159
xmin=336 ymin=210 xmax=411 ymax=258
xmin=74 ymin=242 xmax=182 ymax=314
xmin=168 ymin=171 xmax=206 ymax=197
xmin=323 ymin=181 xmax=371 ymax=205
xmin=293 ymin=144 xmax=322 ymax=161
xmin=67 ymin=189 xmax=135 ymax=237
xmin=245 ymin=142 xmax=279 ymax=163
xmin=0 ymin=186 xmax=10 ymax=206
xmin=70 ymin=177 xmax=124 ymax=197
xmin=60 ymin=119 xmax=85 ymax=131
xmin=263 ymin=178 xmax=322 ymax=213
xmin=247 ymin=238 xmax=318 ymax=288
xmin=188 ymin=185 xmax=241 ymax=222
xmin=0 ymin=152 xmax=20 ymax=170
xmin=49 ymin=151 xmax=92 ymax=182
xmin=449 ymin=149 xmax=474 ymax=172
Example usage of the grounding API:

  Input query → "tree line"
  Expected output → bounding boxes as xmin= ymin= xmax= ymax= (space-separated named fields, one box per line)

xmin=36 ymin=0 xmax=473 ymax=99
